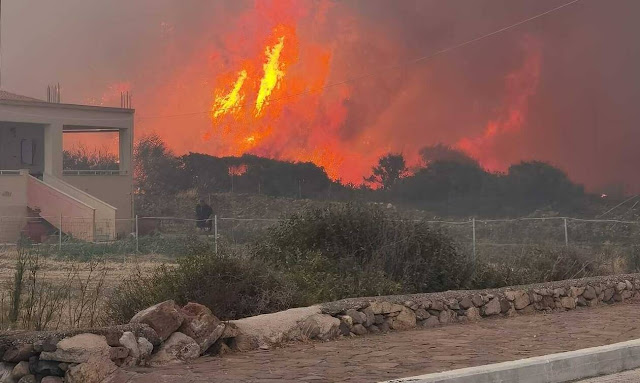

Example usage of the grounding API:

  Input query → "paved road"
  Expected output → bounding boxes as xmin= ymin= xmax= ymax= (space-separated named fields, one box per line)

xmin=116 ymin=301 xmax=640 ymax=383
xmin=578 ymin=369 xmax=640 ymax=382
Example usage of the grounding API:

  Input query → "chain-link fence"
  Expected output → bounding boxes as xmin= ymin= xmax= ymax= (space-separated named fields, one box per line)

xmin=2 ymin=215 xmax=640 ymax=265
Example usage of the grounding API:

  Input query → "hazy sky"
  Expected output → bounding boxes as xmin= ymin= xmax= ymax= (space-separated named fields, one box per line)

xmin=3 ymin=0 xmax=639 ymax=192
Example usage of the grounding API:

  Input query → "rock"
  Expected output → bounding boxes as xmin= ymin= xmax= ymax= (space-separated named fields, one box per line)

xmin=137 ymin=338 xmax=153 ymax=361
xmin=570 ymin=286 xmax=585 ymax=297
xmin=351 ymin=324 xmax=368 ymax=336
xmin=391 ymin=307 xmax=416 ymax=330
xmin=504 ymin=290 xmax=518 ymax=301
xmin=613 ymin=293 xmax=623 ymax=302
xmin=33 ymin=339 xmax=58 ymax=353
xmin=119 ymin=332 xmax=140 ymax=360
xmin=414 ymin=308 xmax=430 ymax=321
xmin=149 ymin=332 xmax=199 ymax=366
xmin=499 ymin=298 xmax=512 ymax=313
xmin=622 ymin=290 xmax=633 ymax=300
xmin=361 ymin=307 xmax=375 ymax=327
xmin=587 ymin=299 xmax=599 ymax=307
xmin=369 ymin=301 xmax=404 ymax=315
xmin=41 ymin=377 xmax=64 ymax=383
xmin=9 ymin=361 xmax=29 ymax=380
xmin=532 ymin=293 xmax=543 ymax=303
xmin=220 ymin=323 xmax=239 ymax=339
xmin=368 ymin=325 xmax=381 ymax=334
xmin=471 ymin=295 xmax=484 ymax=307
xmin=345 ymin=309 xmax=366 ymax=324
xmin=514 ymin=294 xmax=530 ymax=310
xmin=58 ymin=363 xmax=69 ymax=372
xmin=459 ymin=297 xmax=473 ymax=310
xmin=178 ymin=303 xmax=225 ymax=354
xmin=32 ymin=360 xmax=64 ymax=377
xmin=560 ymin=297 xmax=577 ymax=309
xmin=625 ymin=280 xmax=633 ymax=291
xmin=2 ymin=344 xmax=36 ymax=363
xmin=339 ymin=315 xmax=353 ymax=327
xmin=430 ymin=300 xmax=445 ymax=311
xmin=378 ymin=321 xmax=391 ymax=333
xmin=374 ymin=315 xmax=384 ymax=325
xmin=130 ymin=300 xmax=184 ymax=341
xmin=65 ymin=356 xmax=117 ymax=383
xmin=446 ymin=299 xmax=460 ymax=310
xmin=577 ymin=296 xmax=587 ymax=307
xmin=466 ymin=307 xmax=481 ymax=321
xmin=421 ymin=316 xmax=440 ymax=328
xmin=604 ymin=288 xmax=615 ymax=302
xmin=338 ymin=321 xmax=351 ymax=336
xmin=0 ymin=364 xmax=12 ymax=383
xmin=17 ymin=375 xmax=36 ymax=383
xmin=438 ymin=310 xmax=454 ymax=324
xmin=297 ymin=314 xmax=340 ymax=341
xmin=109 ymin=347 xmax=129 ymax=360
xmin=616 ymin=282 xmax=627 ymax=292
xmin=482 ymin=298 xmax=501 ymax=316
xmin=40 ymin=334 xmax=111 ymax=364
xmin=553 ymin=288 xmax=566 ymax=297
xmin=583 ymin=286 xmax=597 ymax=300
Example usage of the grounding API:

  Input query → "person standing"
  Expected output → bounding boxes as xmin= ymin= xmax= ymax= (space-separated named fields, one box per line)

xmin=195 ymin=199 xmax=214 ymax=231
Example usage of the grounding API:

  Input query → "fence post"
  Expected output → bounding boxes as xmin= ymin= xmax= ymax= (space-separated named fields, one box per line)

xmin=214 ymin=215 xmax=218 ymax=255
xmin=135 ymin=215 xmax=139 ymax=253
xmin=58 ymin=214 xmax=62 ymax=251
xmin=564 ymin=218 xmax=569 ymax=247
xmin=472 ymin=218 xmax=476 ymax=268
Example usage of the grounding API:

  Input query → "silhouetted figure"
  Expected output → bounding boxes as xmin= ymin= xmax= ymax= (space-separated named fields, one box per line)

xmin=195 ymin=199 xmax=213 ymax=231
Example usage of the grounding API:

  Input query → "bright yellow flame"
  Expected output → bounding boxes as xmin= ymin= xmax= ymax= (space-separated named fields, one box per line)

xmin=255 ymin=36 xmax=285 ymax=116
xmin=245 ymin=136 xmax=255 ymax=143
xmin=212 ymin=70 xmax=248 ymax=118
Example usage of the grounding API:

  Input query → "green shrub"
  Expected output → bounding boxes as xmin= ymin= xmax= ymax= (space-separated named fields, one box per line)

xmin=103 ymin=248 xmax=297 ymax=322
xmin=253 ymin=203 xmax=471 ymax=295
xmin=471 ymin=245 xmax=606 ymax=289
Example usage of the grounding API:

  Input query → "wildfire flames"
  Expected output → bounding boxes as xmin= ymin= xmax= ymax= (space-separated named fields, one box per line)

xmin=91 ymin=0 xmax=544 ymax=185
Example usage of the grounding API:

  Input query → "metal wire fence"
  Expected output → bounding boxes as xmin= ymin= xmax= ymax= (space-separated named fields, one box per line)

xmin=2 ymin=215 xmax=640 ymax=264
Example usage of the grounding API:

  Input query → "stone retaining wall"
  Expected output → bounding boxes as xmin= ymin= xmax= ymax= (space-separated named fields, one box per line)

xmin=321 ymin=273 xmax=640 ymax=337
xmin=2 ymin=273 xmax=639 ymax=382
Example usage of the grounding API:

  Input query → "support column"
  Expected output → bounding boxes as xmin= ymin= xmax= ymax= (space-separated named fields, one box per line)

xmin=118 ymin=127 xmax=133 ymax=175
xmin=43 ymin=123 xmax=63 ymax=177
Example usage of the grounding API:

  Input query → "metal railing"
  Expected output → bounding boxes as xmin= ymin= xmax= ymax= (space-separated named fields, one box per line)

xmin=62 ymin=170 xmax=128 ymax=176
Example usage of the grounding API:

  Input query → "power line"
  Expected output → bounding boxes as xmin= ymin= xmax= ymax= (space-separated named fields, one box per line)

xmin=136 ymin=0 xmax=584 ymax=121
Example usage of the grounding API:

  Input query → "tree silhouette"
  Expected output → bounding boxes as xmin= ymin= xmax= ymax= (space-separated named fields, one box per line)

xmin=365 ymin=153 xmax=408 ymax=190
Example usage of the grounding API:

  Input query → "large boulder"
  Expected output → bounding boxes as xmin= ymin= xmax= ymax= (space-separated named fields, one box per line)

xmin=2 ymin=343 xmax=36 ymax=363
xmin=118 ymin=332 xmax=140 ymax=360
xmin=295 ymin=314 xmax=340 ymax=341
xmin=40 ymin=334 xmax=111 ymax=364
xmin=482 ymin=298 xmax=501 ymax=316
xmin=130 ymin=301 xmax=184 ymax=341
xmin=149 ymin=332 xmax=200 ymax=366
xmin=65 ymin=356 xmax=117 ymax=383
xmin=178 ymin=303 xmax=225 ymax=354
xmin=231 ymin=306 xmax=336 ymax=350
xmin=391 ymin=307 xmax=416 ymax=330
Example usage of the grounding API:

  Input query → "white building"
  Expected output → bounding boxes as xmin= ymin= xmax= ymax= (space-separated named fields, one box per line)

xmin=0 ymin=90 xmax=134 ymax=242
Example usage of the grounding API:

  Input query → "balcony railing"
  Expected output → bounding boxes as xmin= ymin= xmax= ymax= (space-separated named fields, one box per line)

xmin=0 ymin=170 xmax=22 ymax=175
xmin=62 ymin=169 xmax=128 ymax=176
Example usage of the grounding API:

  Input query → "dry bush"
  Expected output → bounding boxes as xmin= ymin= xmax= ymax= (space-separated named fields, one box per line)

xmin=0 ymin=241 xmax=110 ymax=331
